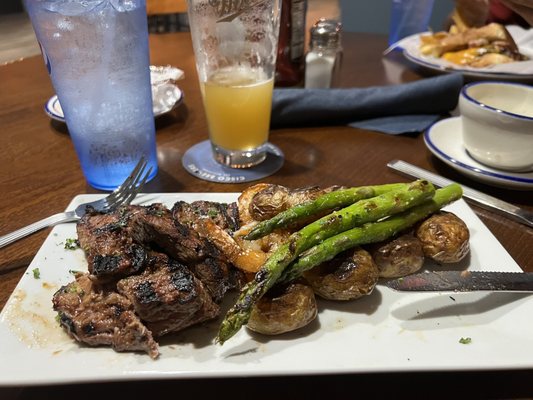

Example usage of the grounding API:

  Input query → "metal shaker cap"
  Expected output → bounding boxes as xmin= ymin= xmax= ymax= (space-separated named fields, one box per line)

xmin=310 ymin=18 xmax=342 ymax=49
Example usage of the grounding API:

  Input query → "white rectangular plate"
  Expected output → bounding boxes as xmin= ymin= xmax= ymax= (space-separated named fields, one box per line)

xmin=1 ymin=193 xmax=532 ymax=386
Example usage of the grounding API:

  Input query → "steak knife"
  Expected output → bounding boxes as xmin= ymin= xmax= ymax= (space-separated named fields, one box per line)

xmin=387 ymin=159 xmax=533 ymax=229
xmin=383 ymin=270 xmax=533 ymax=293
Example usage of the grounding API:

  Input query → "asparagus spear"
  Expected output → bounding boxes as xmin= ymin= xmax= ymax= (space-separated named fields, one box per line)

xmin=216 ymin=180 xmax=436 ymax=344
xmin=281 ymin=183 xmax=463 ymax=283
xmin=244 ymin=183 xmax=406 ymax=240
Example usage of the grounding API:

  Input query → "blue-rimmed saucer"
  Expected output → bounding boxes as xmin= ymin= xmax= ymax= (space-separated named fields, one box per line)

xmin=44 ymin=95 xmax=64 ymax=121
xmin=424 ymin=117 xmax=533 ymax=190
xmin=44 ymin=83 xmax=183 ymax=122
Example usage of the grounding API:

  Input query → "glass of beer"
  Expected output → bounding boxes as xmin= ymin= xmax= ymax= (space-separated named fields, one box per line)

xmin=187 ymin=0 xmax=281 ymax=168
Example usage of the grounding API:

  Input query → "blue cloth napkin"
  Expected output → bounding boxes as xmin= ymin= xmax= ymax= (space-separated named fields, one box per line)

xmin=270 ymin=73 xmax=464 ymax=134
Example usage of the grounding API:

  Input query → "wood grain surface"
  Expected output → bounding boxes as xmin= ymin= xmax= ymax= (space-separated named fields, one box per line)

xmin=0 ymin=32 xmax=532 ymax=399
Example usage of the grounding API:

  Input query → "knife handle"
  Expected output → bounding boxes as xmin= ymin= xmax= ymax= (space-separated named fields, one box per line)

xmin=387 ymin=160 xmax=533 ymax=229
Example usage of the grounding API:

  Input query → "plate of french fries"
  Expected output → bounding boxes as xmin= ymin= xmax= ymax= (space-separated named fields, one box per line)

xmin=398 ymin=9 xmax=533 ymax=80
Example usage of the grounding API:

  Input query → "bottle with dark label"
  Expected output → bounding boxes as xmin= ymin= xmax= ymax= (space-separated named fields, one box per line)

xmin=305 ymin=19 xmax=342 ymax=89
xmin=275 ymin=0 xmax=307 ymax=87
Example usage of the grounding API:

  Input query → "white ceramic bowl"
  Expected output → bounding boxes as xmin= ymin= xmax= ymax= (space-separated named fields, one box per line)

xmin=459 ymin=81 xmax=533 ymax=172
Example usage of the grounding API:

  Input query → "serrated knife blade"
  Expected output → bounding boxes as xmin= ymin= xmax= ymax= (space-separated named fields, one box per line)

xmin=383 ymin=270 xmax=533 ymax=293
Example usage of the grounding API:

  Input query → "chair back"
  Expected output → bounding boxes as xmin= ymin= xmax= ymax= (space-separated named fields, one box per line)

xmin=146 ymin=0 xmax=187 ymax=15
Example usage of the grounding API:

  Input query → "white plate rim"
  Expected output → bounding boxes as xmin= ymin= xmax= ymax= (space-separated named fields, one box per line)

xmin=44 ymin=85 xmax=184 ymax=122
xmin=424 ymin=117 xmax=533 ymax=190
xmin=0 ymin=192 xmax=531 ymax=386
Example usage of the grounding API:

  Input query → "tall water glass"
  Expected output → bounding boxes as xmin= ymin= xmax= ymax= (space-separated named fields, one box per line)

xmin=24 ymin=0 xmax=158 ymax=190
xmin=187 ymin=0 xmax=281 ymax=168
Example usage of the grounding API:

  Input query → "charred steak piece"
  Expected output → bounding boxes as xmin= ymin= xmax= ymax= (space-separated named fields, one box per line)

xmin=78 ymin=203 xmax=226 ymax=281
xmin=189 ymin=257 xmax=242 ymax=303
xmin=171 ymin=200 xmax=260 ymax=276
xmin=136 ymin=202 xmax=242 ymax=301
xmin=126 ymin=203 xmax=224 ymax=264
xmin=52 ymin=273 xmax=159 ymax=359
xmin=117 ymin=254 xmax=220 ymax=337
xmin=77 ymin=208 xmax=149 ymax=280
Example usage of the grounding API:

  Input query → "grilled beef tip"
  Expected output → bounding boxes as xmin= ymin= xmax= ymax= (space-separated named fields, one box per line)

xmin=127 ymin=204 xmax=223 ymax=264
xmin=117 ymin=254 xmax=219 ymax=337
xmin=172 ymin=200 xmax=266 ymax=274
xmin=161 ymin=201 xmax=245 ymax=299
xmin=189 ymin=257 xmax=242 ymax=303
xmin=78 ymin=204 xmax=227 ymax=281
xmin=77 ymin=208 xmax=150 ymax=280
xmin=52 ymin=273 xmax=159 ymax=359
xmin=70 ymin=200 xmax=244 ymax=355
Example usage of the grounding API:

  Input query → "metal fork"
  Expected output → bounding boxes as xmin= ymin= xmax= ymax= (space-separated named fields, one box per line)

xmin=0 ymin=157 xmax=152 ymax=249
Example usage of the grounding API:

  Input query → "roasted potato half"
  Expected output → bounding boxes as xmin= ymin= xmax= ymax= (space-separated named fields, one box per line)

xmin=239 ymin=183 xmax=340 ymax=223
xmin=247 ymin=282 xmax=317 ymax=335
xmin=416 ymin=211 xmax=470 ymax=263
xmin=303 ymin=247 xmax=379 ymax=301
xmin=369 ymin=232 xmax=425 ymax=278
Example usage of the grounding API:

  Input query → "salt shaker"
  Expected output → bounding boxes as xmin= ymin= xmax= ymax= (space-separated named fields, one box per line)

xmin=304 ymin=19 xmax=342 ymax=89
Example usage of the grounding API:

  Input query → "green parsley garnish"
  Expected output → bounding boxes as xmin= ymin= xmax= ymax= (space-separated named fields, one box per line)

xmin=67 ymin=284 xmax=79 ymax=293
xmin=32 ymin=268 xmax=41 ymax=279
xmin=207 ymin=208 xmax=218 ymax=218
xmin=64 ymin=238 xmax=80 ymax=250
xmin=459 ymin=337 xmax=472 ymax=344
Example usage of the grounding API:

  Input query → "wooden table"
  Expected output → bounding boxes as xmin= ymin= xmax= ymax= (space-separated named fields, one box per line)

xmin=1 ymin=32 xmax=532 ymax=399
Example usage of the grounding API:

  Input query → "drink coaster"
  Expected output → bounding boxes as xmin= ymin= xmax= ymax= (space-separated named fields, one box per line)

xmin=182 ymin=140 xmax=284 ymax=183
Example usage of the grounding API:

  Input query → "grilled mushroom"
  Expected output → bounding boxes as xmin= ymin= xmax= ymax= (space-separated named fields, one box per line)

xmin=303 ymin=247 xmax=379 ymax=301
xmin=369 ymin=232 xmax=425 ymax=278
xmin=416 ymin=211 xmax=470 ymax=263
xmin=247 ymin=282 xmax=317 ymax=335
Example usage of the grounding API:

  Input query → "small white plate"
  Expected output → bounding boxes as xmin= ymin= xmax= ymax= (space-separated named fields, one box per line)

xmin=45 ymin=83 xmax=183 ymax=122
xmin=424 ymin=117 xmax=533 ymax=190
xmin=399 ymin=25 xmax=533 ymax=82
